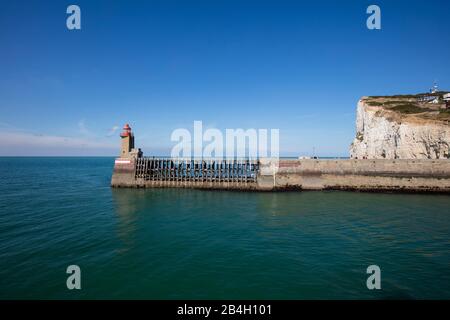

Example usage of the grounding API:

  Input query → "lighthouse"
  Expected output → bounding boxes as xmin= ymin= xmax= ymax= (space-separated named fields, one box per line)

xmin=431 ymin=81 xmax=439 ymax=94
xmin=120 ymin=124 xmax=135 ymax=158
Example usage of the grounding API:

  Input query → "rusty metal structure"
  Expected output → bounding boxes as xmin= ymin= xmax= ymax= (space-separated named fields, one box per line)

xmin=134 ymin=158 xmax=259 ymax=183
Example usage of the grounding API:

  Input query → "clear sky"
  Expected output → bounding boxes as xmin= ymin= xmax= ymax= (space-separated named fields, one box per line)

xmin=0 ymin=0 xmax=449 ymax=156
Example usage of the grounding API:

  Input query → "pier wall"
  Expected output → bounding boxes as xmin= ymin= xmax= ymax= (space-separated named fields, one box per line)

xmin=258 ymin=159 xmax=450 ymax=192
xmin=111 ymin=158 xmax=259 ymax=190
xmin=111 ymin=158 xmax=450 ymax=192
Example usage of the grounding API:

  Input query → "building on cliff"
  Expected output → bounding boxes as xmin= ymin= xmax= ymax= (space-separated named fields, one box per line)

xmin=417 ymin=82 xmax=442 ymax=104
xmin=431 ymin=81 xmax=438 ymax=94
xmin=444 ymin=93 xmax=450 ymax=109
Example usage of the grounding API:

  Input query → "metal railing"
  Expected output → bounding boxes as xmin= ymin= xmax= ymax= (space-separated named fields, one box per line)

xmin=135 ymin=158 xmax=259 ymax=183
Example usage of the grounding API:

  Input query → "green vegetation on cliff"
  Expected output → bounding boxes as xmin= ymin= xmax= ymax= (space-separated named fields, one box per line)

xmin=363 ymin=92 xmax=450 ymax=121
xmin=391 ymin=104 xmax=432 ymax=114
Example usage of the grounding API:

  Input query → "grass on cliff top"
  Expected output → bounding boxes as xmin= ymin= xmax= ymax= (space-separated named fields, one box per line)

xmin=366 ymin=101 xmax=384 ymax=106
xmin=382 ymin=100 xmax=410 ymax=105
xmin=368 ymin=91 xmax=449 ymax=99
xmin=365 ymin=100 xmax=432 ymax=114
xmin=390 ymin=103 xmax=432 ymax=114
xmin=437 ymin=110 xmax=450 ymax=120
xmin=363 ymin=93 xmax=450 ymax=120
xmin=366 ymin=100 xmax=413 ymax=107
xmin=368 ymin=94 xmax=418 ymax=99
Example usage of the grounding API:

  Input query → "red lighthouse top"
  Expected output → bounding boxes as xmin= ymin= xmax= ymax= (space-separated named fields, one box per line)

xmin=120 ymin=123 xmax=132 ymax=137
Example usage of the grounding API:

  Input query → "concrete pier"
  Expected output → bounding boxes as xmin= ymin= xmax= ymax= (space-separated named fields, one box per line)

xmin=257 ymin=158 xmax=450 ymax=192
xmin=111 ymin=157 xmax=450 ymax=193
xmin=112 ymin=158 xmax=259 ymax=190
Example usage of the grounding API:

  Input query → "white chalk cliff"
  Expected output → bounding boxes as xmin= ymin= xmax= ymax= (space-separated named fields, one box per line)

xmin=350 ymin=99 xmax=450 ymax=159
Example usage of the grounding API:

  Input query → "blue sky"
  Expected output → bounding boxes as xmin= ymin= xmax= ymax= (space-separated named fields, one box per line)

xmin=0 ymin=0 xmax=449 ymax=156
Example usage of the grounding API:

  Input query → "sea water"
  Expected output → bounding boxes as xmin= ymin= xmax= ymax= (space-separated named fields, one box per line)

xmin=0 ymin=157 xmax=449 ymax=299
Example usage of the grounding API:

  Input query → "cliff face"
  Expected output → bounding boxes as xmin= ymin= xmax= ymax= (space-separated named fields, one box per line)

xmin=350 ymin=99 xmax=450 ymax=159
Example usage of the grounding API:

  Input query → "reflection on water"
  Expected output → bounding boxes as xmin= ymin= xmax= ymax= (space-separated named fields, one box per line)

xmin=111 ymin=189 xmax=141 ymax=254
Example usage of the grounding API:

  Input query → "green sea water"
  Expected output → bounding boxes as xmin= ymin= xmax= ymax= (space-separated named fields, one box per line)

xmin=0 ymin=157 xmax=449 ymax=299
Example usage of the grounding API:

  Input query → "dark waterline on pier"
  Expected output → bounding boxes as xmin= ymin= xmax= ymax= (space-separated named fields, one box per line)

xmin=0 ymin=157 xmax=449 ymax=299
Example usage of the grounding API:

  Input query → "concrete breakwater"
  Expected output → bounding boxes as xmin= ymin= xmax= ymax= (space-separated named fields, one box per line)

xmin=112 ymin=158 xmax=260 ymax=190
xmin=111 ymin=157 xmax=450 ymax=192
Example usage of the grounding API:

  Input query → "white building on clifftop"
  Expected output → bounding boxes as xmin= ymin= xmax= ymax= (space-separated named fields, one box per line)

xmin=444 ymin=93 xmax=450 ymax=109
xmin=430 ymin=81 xmax=439 ymax=94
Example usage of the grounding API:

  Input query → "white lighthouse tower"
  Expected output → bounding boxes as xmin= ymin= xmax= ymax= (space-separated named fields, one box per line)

xmin=431 ymin=81 xmax=438 ymax=94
